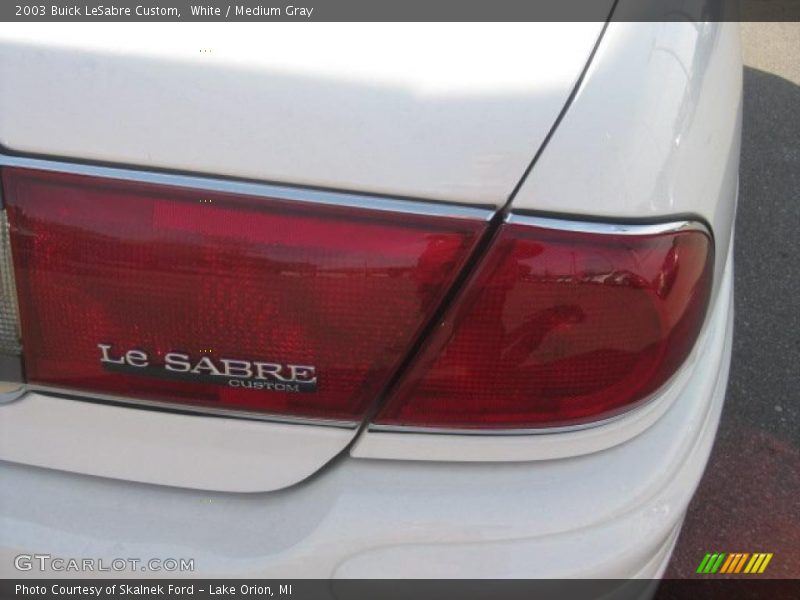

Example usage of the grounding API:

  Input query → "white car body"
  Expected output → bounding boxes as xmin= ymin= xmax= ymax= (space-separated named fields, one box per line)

xmin=0 ymin=21 xmax=741 ymax=579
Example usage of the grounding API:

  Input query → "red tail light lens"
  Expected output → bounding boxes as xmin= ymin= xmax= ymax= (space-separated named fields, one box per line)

xmin=375 ymin=216 xmax=713 ymax=429
xmin=2 ymin=167 xmax=487 ymax=422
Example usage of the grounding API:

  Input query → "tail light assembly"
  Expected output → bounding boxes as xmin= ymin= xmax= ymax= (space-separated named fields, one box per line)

xmin=0 ymin=165 xmax=489 ymax=424
xmin=0 ymin=160 xmax=713 ymax=435
xmin=375 ymin=215 xmax=713 ymax=430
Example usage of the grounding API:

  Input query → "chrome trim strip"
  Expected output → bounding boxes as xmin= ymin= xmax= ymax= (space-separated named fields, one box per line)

xmin=506 ymin=213 xmax=711 ymax=237
xmin=0 ymin=382 xmax=25 ymax=404
xmin=0 ymin=154 xmax=495 ymax=221
xmin=370 ymin=396 xmax=657 ymax=436
xmin=23 ymin=384 xmax=359 ymax=429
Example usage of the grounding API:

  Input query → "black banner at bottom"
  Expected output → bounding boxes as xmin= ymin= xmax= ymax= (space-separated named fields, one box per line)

xmin=2 ymin=580 xmax=799 ymax=600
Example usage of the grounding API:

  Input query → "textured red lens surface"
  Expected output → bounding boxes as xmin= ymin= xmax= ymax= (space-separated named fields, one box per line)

xmin=375 ymin=219 xmax=713 ymax=428
xmin=2 ymin=167 xmax=485 ymax=421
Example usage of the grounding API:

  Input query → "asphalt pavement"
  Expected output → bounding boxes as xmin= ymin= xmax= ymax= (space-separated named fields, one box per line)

xmin=664 ymin=23 xmax=800 ymax=578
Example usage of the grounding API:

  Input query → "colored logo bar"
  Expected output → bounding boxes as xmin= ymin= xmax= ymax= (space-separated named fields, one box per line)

xmin=696 ymin=552 xmax=773 ymax=574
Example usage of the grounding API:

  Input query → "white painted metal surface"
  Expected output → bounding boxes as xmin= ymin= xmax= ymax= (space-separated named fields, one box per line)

xmin=0 ymin=394 xmax=354 ymax=492
xmin=0 ymin=23 xmax=604 ymax=205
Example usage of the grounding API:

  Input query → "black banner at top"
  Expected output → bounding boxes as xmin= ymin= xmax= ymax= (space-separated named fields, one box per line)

xmin=1 ymin=0 xmax=800 ymax=22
